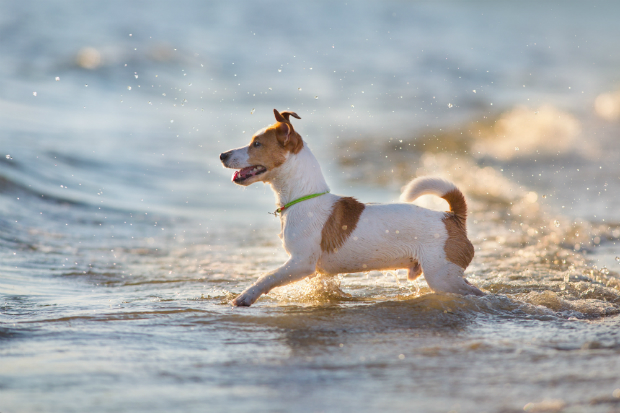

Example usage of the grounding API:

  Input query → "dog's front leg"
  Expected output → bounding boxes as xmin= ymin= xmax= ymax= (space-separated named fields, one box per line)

xmin=232 ymin=257 xmax=317 ymax=307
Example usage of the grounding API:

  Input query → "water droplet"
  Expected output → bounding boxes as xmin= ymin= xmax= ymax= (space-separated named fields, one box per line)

xmin=5 ymin=154 xmax=12 ymax=160
xmin=447 ymin=103 xmax=453 ymax=108
xmin=134 ymin=74 xmax=138 ymax=79
xmin=472 ymin=90 xmax=476 ymax=93
xmin=250 ymin=108 xmax=255 ymax=114
xmin=616 ymin=256 xmax=620 ymax=263
xmin=55 ymin=76 xmax=60 ymax=81
xmin=32 ymin=91 xmax=37 ymax=96
xmin=170 ymin=120 xmax=174 ymax=123
xmin=298 ymin=87 xmax=302 ymax=91
xmin=148 ymin=101 xmax=152 ymax=105
xmin=315 ymin=96 xmax=318 ymax=99
xmin=85 ymin=84 xmax=88 ymax=87
xmin=127 ymin=86 xmax=131 ymax=90
xmin=554 ymin=220 xmax=560 ymax=227
xmin=351 ymin=105 xmax=354 ymax=108
xmin=542 ymin=194 xmax=547 ymax=198
xmin=162 ymin=93 xmax=166 ymax=96
xmin=515 ymin=147 xmax=519 ymax=151
xmin=278 ymin=69 xmax=282 ymax=72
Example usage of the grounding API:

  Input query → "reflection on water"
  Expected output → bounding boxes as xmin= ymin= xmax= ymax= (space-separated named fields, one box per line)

xmin=2 ymin=1 xmax=620 ymax=412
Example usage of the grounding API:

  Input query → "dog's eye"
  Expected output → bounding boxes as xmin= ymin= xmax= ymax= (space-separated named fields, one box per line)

xmin=253 ymin=141 xmax=261 ymax=147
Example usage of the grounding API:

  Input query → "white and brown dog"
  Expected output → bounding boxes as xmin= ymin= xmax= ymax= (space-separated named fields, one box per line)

xmin=220 ymin=109 xmax=484 ymax=306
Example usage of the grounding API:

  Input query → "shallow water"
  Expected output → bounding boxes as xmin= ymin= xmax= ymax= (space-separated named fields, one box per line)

xmin=2 ymin=1 xmax=620 ymax=412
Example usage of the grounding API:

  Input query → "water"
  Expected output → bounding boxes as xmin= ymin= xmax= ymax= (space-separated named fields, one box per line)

xmin=2 ymin=1 xmax=620 ymax=412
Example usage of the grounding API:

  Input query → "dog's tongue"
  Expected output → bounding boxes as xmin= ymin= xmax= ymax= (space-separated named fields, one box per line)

xmin=232 ymin=166 xmax=254 ymax=182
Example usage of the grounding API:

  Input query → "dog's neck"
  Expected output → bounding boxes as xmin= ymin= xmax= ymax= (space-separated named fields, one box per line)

xmin=268 ymin=144 xmax=330 ymax=209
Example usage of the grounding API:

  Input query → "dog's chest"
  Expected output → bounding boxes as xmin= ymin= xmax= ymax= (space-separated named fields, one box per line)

xmin=278 ymin=198 xmax=336 ymax=252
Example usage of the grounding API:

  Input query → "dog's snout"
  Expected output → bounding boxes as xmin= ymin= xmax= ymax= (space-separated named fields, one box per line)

xmin=220 ymin=151 xmax=231 ymax=163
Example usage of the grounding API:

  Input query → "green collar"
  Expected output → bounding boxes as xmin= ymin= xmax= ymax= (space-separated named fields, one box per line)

xmin=270 ymin=191 xmax=330 ymax=217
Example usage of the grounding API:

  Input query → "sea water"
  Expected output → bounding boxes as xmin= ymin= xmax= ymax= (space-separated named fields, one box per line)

xmin=1 ymin=1 xmax=620 ymax=412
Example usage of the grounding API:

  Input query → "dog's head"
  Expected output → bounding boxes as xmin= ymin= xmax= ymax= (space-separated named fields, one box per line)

xmin=219 ymin=109 xmax=303 ymax=186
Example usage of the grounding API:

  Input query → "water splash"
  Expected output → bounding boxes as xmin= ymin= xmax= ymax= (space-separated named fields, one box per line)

xmin=269 ymin=275 xmax=349 ymax=304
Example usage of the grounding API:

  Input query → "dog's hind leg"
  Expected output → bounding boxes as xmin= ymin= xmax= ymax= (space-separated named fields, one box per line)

xmin=421 ymin=259 xmax=484 ymax=296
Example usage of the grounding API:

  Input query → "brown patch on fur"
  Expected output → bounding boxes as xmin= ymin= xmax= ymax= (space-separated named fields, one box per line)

xmin=441 ymin=187 xmax=474 ymax=268
xmin=442 ymin=188 xmax=468 ymax=221
xmin=321 ymin=197 xmax=365 ymax=253
xmin=443 ymin=215 xmax=474 ymax=268
xmin=248 ymin=128 xmax=288 ymax=168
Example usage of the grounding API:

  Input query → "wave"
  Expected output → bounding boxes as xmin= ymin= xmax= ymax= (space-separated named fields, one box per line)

xmin=0 ymin=173 xmax=87 ymax=207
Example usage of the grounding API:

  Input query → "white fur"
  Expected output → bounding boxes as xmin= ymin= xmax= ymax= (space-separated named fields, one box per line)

xmin=400 ymin=177 xmax=459 ymax=203
xmin=222 ymin=137 xmax=483 ymax=306
xmin=222 ymin=145 xmax=251 ymax=170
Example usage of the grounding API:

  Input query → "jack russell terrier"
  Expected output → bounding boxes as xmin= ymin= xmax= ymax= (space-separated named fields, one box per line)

xmin=220 ymin=109 xmax=484 ymax=306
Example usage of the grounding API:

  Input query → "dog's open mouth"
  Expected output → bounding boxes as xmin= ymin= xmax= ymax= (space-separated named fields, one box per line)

xmin=232 ymin=165 xmax=267 ymax=182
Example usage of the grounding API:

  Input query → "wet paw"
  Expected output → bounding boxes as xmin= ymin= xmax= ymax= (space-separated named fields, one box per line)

xmin=231 ymin=287 xmax=263 ymax=306
xmin=463 ymin=278 xmax=485 ymax=296
xmin=231 ymin=294 xmax=253 ymax=307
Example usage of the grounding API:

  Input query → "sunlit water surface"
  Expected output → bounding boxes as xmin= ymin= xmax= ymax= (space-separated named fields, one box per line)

xmin=2 ymin=2 xmax=620 ymax=412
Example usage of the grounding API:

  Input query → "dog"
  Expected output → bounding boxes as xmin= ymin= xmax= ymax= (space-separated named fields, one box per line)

xmin=220 ymin=109 xmax=484 ymax=306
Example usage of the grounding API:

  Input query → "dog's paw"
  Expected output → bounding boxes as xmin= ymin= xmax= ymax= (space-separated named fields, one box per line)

xmin=231 ymin=291 xmax=257 ymax=307
xmin=231 ymin=296 xmax=251 ymax=307
xmin=463 ymin=278 xmax=485 ymax=296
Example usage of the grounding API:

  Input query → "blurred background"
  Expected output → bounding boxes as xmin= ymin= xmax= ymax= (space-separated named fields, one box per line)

xmin=2 ymin=2 xmax=620 ymax=412
xmin=2 ymin=1 xmax=620 ymax=219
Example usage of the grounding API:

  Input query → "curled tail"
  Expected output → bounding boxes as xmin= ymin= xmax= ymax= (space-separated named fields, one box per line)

xmin=399 ymin=177 xmax=468 ymax=221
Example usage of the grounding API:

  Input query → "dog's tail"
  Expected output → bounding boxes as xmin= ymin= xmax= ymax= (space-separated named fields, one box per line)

xmin=399 ymin=177 xmax=468 ymax=221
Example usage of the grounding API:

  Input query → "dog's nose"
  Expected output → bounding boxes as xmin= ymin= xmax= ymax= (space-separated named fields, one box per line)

xmin=220 ymin=151 xmax=231 ymax=162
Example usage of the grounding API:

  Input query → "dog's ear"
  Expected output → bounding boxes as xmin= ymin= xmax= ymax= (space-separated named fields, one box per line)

xmin=280 ymin=111 xmax=301 ymax=121
xmin=275 ymin=121 xmax=304 ymax=154
xmin=274 ymin=109 xmax=286 ymax=123
xmin=276 ymin=121 xmax=291 ymax=143
xmin=274 ymin=109 xmax=301 ymax=123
